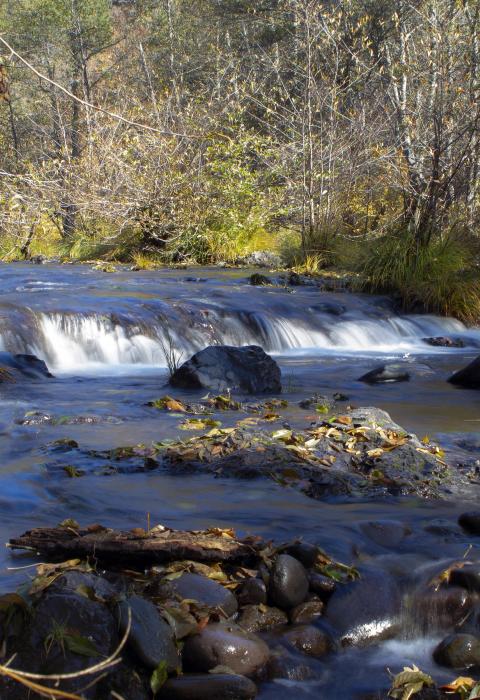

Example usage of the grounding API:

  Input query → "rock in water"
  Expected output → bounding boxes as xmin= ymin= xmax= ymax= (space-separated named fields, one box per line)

xmin=433 ymin=633 xmax=480 ymax=669
xmin=448 ymin=355 xmax=480 ymax=389
xmin=182 ymin=622 xmax=270 ymax=675
xmin=324 ymin=567 xmax=400 ymax=646
xmin=423 ymin=336 xmax=465 ymax=348
xmin=170 ymin=345 xmax=282 ymax=394
xmin=0 ymin=352 xmax=53 ymax=380
xmin=249 ymin=273 xmax=271 ymax=286
xmin=458 ymin=511 xmax=480 ymax=534
xmin=358 ymin=364 xmax=410 ymax=384
xmin=118 ymin=595 xmax=179 ymax=670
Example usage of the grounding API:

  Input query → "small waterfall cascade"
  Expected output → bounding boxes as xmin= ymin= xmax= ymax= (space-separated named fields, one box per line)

xmin=0 ymin=297 xmax=476 ymax=372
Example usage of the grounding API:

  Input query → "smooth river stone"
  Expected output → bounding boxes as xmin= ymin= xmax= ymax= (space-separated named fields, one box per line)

xmin=182 ymin=622 xmax=270 ymax=676
xmin=433 ymin=633 xmax=480 ymax=669
xmin=118 ymin=595 xmax=178 ymax=670
xmin=269 ymin=554 xmax=309 ymax=610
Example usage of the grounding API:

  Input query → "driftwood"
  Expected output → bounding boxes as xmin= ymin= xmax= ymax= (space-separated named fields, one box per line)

xmin=8 ymin=524 xmax=259 ymax=566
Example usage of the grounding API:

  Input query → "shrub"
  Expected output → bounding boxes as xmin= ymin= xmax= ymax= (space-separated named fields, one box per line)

xmin=359 ymin=231 xmax=480 ymax=324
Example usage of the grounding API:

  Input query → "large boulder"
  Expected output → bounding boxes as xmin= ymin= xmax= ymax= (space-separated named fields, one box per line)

xmin=448 ymin=355 xmax=480 ymax=389
xmin=0 ymin=352 xmax=53 ymax=381
xmin=170 ymin=345 xmax=282 ymax=394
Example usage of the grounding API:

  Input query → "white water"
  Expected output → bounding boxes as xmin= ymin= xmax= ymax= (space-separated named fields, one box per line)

xmin=0 ymin=308 xmax=477 ymax=373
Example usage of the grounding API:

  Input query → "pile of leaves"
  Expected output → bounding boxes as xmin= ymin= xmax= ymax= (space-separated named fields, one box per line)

xmin=389 ymin=665 xmax=480 ymax=700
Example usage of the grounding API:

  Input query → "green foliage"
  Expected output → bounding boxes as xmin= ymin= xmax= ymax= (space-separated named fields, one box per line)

xmin=359 ymin=231 xmax=480 ymax=323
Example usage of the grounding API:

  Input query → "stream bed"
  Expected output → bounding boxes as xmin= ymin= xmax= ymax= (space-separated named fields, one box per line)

xmin=0 ymin=262 xmax=479 ymax=698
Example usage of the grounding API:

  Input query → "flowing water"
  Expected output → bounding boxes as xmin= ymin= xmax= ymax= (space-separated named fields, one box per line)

xmin=0 ymin=262 xmax=479 ymax=698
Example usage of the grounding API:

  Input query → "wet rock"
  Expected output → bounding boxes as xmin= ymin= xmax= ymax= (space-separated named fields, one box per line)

xmin=281 ymin=624 xmax=334 ymax=658
xmin=161 ymin=674 xmax=258 ymax=700
xmin=423 ymin=336 xmax=465 ymax=348
xmin=448 ymin=355 xmax=480 ymax=389
xmin=411 ymin=587 xmax=474 ymax=632
xmin=0 ymin=351 xmax=53 ymax=380
xmin=424 ymin=519 xmax=462 ymax=536
xmin=236 ymin=578 xmax=267 ymax=606
xmin=308 ymin=572 xmax=336 ymax=601
xmin=249 ymin=273 xmax=271 ymax=286
xmin=170 ymin=345 xmax=282 ymax=394
xmin=359 ymin=520 xmax=411 ymax=548
xmin=284 ymin=542 xmax=319 ymax=568
xmin=310 ymin=302 xmax=346 ymax=316
xmin=289 ymin=599 xmax=324 ymax=624
xmin=269 ymin=554 xmax=309 ymax=610
xmin=458 ymin=511 xmax=480 ymax=534
xmin=182 ymin=622 xmax=270 ymax=676
xmin=287 ymin=271 xmax=303 ymax=286
xmin=118 ymin=595 xmax=179 ymax=670
xmin=238 ymin=604 xmax=288 ymax=632
xmin=160 ymin=573 xmax=238 ymax=617
xmin=325 ymin=568 xmax=400 ymax=646
xmin=266 ymin=649 xmax=319 ymax=681
xmin=449 ymin=564 xmax=480 ymax=592
xmin=298 ymin=396 xmax=333 ymax=412
xmin=358 ymin=363 xmax=410 ymax=384
xmin=433 ymin=633 xmax=480 ymax=668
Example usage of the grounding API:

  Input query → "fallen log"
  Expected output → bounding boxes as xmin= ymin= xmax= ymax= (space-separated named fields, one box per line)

xmin=8 ymin=524 xmax=259 ymax=566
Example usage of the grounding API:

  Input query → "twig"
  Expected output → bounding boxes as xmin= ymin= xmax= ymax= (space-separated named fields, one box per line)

xmin=0 ymin=35 xmax=192 ymax=139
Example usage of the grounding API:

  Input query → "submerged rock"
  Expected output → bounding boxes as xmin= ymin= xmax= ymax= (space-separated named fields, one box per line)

xmin=161 ymin=674 xmax=258 ymax=700
xmin=449 ymin=564 xmax=480 ymax=592
xmin=0 ymin=352 xmax=53 ymax=380
xmin=118 ymin=595 xmax=179 ymax=670
xmin=359 ymin=520 xmax=411 ymax=548
xmin=448 ymin=355 xmax=480 ymax=389
xmin=358 ymin=363 xmax=410 ymax=384
xmin=182 ymin=622 xmax=270 ymax=675
xmin=269 ymin=554 xmax=309 ymax=610
xmin=170 ymin=345 xmax=282 ymax=394
xmin=410 ymin=587 xmax=474 ymax=633
xmin=433 ymin=633 xmax=480 ymax=669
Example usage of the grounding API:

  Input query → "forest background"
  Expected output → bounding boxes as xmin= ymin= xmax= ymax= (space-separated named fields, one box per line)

xmin=0 ymin=0 xmax=479 ymax=321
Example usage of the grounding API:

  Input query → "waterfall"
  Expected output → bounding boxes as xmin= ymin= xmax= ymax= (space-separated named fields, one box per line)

xmin=0 ymin=303 xmax=476 ymax=373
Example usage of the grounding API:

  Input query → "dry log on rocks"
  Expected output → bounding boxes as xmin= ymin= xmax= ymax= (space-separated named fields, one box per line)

xmin=8 ymin=524 xmax=258 ymax=566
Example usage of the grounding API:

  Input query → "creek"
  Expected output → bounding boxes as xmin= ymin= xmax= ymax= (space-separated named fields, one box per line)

xmin=0 ymin=262 xmax=479 ymax=698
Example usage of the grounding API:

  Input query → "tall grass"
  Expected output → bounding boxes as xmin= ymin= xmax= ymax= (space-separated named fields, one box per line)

xmin=359 ymin=231 xmax=480 ymax=324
